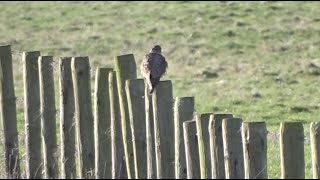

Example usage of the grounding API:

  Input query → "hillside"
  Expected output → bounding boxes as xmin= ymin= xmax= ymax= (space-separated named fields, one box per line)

xmin=0 ymin=1 xmax=319 ymax=178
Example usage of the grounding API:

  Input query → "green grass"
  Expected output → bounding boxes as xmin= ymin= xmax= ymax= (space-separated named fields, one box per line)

xmin=0 ymin=1 xmax=320 ymax=178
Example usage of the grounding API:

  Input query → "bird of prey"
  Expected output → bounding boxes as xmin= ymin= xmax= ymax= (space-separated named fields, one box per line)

xmin=140 ymin=45 xmax=168 ymax=94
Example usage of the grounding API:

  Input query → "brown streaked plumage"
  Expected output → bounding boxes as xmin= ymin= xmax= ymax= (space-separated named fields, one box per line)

xmin=140 ymin=45 xmax=168 ymax=93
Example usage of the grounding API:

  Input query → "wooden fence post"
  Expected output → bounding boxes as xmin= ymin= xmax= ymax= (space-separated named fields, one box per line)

xmin=109 ymin=71 xmax=127 ymax=179
xmin=152 ymin=80 xmax=175 ymax=179
xmin=174 ymin=97 xmax=195 ymax=179
xmin=71 ymin=57 xmax=95 ymax=179
xmin=196 ymin=113 xmax=211 ymax=179
xmin=208 ymin=113 xmax=233 ymax=179
xmin=23 ymin=51 xmax=42 ymax=179
xmin=183 ymin=120 xmax=200 ymax=179
xmin=94 ymin=68 xmax=113 ymax=179
xmin=145 ymin=79 xmax=156 ymax=179
xmin=39 ymin=56 xmax=58 ymax=179
xmin=242 ymin=122 xmax=268 ymax=179
xmin=0 ymin=45 xmax=20 ymax=179
xmin=280 ymin=122 xmax=304 ymax=179
xmin=222 ymin=118 xmax=244 ymax=179
xmin=114 ymin=54 xmax=137 ymax=179
xmin=311 ymin=122 xmax=320 ymax=179
xmin=59 ymin=57 xmax=76 ymax=179
xmin=125 ymin=79 xmax=147 ymax=179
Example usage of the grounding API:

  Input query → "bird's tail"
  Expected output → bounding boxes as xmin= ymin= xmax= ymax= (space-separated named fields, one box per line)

xmin=150 ymin=76 xmax=160 ymax=94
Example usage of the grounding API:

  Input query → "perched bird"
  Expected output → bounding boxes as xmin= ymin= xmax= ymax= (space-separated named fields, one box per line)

xmin=140 ymin=45 xmax=168 ymax=93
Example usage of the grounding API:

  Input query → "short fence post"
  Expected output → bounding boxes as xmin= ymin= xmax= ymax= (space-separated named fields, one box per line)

xmin=125 ymin=79 xmax=147 ymax=179
xmin=94 ymin=68 xmax=113 ymax=179
xmin=311 ymin=122 xmax=320 ymax=179
xmin=209 ymin=113 xmax=233 ymax=179
xmin=59 ymin=57 xmax=76 ymax=179
xmin=183 ymin=120 xmax=200 ymax=179
xmin=0 ymin=45 xmax=20 ymax=179
xmin=196 ymin=113 xmax=211 ymax=179
xmin=222 ymin=118 xmax=244 ymax=179
xmin=174 ymin=97 xmax=195 ymax=179
xmin=23 ymin=51 xmax=42 ymax=179
xmin=109 ymin=71 xmax=127 ymax=179
xmin=71 ymin=57 xmax=95 ymax=179
xmin=114 ymin=54 xmax=137 ymax=179
xmin=152 ymin=80 xmax=175 ymax=179
xmin=39 ymin=56 xmax=58 ymax=179
xmin=145 ymin=79 xmax=156 ymax=179
xmin=280 ymin=122 xmax=305 ymax=179
xmin=242 ymin=122 xmax=268 ymax=179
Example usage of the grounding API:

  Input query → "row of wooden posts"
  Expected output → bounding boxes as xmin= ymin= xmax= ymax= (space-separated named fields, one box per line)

xmin=1 ymin=45 xmax=320 ymax=179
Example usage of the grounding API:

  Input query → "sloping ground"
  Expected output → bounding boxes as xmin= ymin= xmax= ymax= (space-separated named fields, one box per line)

xmin=0 ymin=1 xmax=319 ymax=178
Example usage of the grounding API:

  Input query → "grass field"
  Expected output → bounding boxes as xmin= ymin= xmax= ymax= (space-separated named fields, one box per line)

xmin=1 ymin=1 xmax=320 ymax=178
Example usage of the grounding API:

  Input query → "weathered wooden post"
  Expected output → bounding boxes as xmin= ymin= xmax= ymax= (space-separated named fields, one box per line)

xmin=94 ymin=68 xmax=113 ymax=179
xmin=23 ymin=51 xmax=42 ymax=179
xmin=0 ymin=45 xmax=20 ymax=178
xmin=196 ymin=113 xmax=211 ymax=179
xmin=183 ymin=120 xmax=200 ymax=179
xmin=242 ymin=122 xmax=268 ymax=179
xmin=71 ymin=57 xmax=95 ymax=179
xmin=280 ymin=122 xmax=305 ymax=179
xmin=222 ymin=117 xmax=244 ymax=179
xmin=174 ymin=97 xmax=195 ymax=179
xmin=59 ymin=57 xmax=76 ymax=179
xmin=145 ymin=79 xmax=156 ymax=179
xmin=209 ymin=113 xmax=233 ymax=179
xmin=114 ymin=54 xmax=137 ymax=179
xmin=152 ymin=81 xmax=175 ymax=179
xmin=125 ymin=79 xmax=147 ymax=179
xmin=109 ymin=71 xmax=127 ymax=179
xmin=39 ymin=56 xmax=58 ymax=179
xmin=311 ymin=122 xmax=320 ymax=179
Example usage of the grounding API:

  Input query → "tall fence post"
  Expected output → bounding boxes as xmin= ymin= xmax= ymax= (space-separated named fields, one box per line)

xmin=23 ymin=51 xmax=42 ymax=179
xmin=242 ymin=122 xmax=268 ymax=179
xmin=71 ymin=57 xmax=95 ymax=179
xmin=0 ymin=45 xmax=20 ymax=179
xmin=39 ymin=56 xmax=58 ymax=179
xmin=152 ymin=80 xmax=175 ymax=179
xmin=109 ymin=71 xmax=127 ymax=179
xmin=145 ymin=79 xmax=156 ymax=179
xmin=222 ymin=117 xmax=244 ymax=179
xmin=125 ymin=79 xmax=147 ymax=179
xmin=174 ymin=97 xmax=195 ymax=179
xmin=114 ymin=54 xmax=137 ymax=179
xmin=94 ymin=68 xmax=113 ymax=179
xmin=59 ymin=57 xmax=76 ymax=179
xmin=196 ymin=113 xmax=212 ymax=179
xmin=209 ymin=113 xmax=233 ymax=179
xmin=183 ymin=120 xmax=200 ymax=179
xmin=311 ymin=122 xmax=320 ymax=179
xmin=280 ymin=122 xmax=305 ymax=179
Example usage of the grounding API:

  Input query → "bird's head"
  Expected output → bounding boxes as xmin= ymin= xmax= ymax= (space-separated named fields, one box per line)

xmin=149 ymin=45 xmax=162 ymax=54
